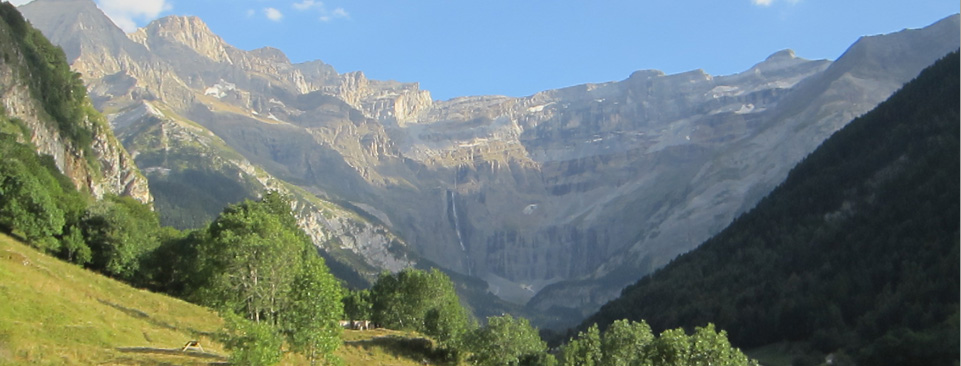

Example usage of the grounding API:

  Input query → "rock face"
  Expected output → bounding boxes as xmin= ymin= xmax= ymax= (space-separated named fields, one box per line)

xmin=20 ymin=0 xmax=960 ymax=320
xmin=0 ymin=5 xmax=150 ymax=204
xmin=19 ymin=0 xmax=415 ymax=286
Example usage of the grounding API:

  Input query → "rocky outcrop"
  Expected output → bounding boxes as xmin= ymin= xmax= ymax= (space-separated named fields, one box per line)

xmin=0 ymin=13 xmax=150 ymax=204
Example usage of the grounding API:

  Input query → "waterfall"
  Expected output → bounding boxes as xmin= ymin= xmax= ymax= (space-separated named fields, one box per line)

xmin=448 ymin=187 xmax=471 ymax=276
xmin=450 ymin=190 xmax=467 ymax=252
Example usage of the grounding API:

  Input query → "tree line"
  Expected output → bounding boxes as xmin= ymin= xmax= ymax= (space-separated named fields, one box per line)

xmin=343 ymin=268 xmax=757 ymax=366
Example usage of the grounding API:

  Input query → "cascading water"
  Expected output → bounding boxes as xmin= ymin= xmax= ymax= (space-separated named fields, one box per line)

xmin=448 ymin=188 xmax=471 ymax=276
xmin=450 ymin=190 xmax=467 ymax=251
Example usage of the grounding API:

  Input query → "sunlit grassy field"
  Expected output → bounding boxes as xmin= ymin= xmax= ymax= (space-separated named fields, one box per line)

xmin=0 ymin=233 xmax=226 ymax=365
xmin=0 ymin=233 xmax=453 ymax=365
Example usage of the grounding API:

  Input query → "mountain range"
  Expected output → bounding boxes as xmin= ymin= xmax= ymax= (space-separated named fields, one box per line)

xmin=18 ymin=0 xmax=960 ymax=324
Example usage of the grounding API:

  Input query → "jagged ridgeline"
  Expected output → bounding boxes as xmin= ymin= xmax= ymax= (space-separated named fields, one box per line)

xmin=583 ymin=51 xmax=960 ymax=365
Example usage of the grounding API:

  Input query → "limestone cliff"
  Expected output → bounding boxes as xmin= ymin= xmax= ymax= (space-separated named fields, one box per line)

xmin=108 ymin=99 xmax=414 ymax=285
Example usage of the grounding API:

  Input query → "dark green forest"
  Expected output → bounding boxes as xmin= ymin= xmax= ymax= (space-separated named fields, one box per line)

xmin=584 ymin=51 xmax=960 ymax=365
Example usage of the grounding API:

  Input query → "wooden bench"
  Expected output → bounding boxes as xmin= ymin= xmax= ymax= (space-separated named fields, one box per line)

xmin=181 ymin=340 xmax=204 ymax=352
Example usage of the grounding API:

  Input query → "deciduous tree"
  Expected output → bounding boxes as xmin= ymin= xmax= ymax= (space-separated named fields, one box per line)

xmin=466 ymin=314 xmax=549 ymax=366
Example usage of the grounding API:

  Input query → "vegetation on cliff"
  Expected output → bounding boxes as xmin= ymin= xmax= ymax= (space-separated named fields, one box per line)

xmin=0 ymin=1 xmax=113 ymax=175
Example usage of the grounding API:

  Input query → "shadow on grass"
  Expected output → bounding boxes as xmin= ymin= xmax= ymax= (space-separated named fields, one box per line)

xmin=97 ymin=298 xmax=219 ymax=338
xmin=117 ymin=347 xmax=227 ymax=361
xmin=344 ymin=335 xmax=451 ymax=365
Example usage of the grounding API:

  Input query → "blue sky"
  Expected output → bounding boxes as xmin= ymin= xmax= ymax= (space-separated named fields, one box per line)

xmin=15 ymin=0 xmax=961 ymax=100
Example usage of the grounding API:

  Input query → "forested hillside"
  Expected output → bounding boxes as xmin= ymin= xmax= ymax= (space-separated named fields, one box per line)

xmin=584 ymin=51 xmax=960 ymax=365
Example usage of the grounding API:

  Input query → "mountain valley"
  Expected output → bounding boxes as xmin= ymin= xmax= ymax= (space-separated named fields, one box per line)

xmin=17 ymin=0 xmax=961 ymax=324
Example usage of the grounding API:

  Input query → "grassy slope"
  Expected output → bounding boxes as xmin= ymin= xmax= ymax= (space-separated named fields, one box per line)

xmin=0 ymin=233 xmax=226 ymax=365
xmin=0 ymin=233 xmax=448 ymax=365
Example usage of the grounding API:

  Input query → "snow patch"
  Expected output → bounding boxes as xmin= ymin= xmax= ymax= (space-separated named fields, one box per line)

xmin=527 ymin=102 xmax=554 ymax=113
xmin=204 ymin=80 xmax=236 ymax=99
xmin=523 ymin=204 xmax=538 ymax=215
xmin=708 ymin=85 xmax=742 ymax=98
xmin=735 ymin=104 xmax=756 ymax=114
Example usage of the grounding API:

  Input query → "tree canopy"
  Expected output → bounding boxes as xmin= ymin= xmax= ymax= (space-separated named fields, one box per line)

xmin=189 ymin=192 xmax=344 ymax=364
xmin=466 ymin=314 xmax=551 ymax=366
xmin=562 ymin=321 xmax=757 ymax=366
xmin=370 ymin=268 xmax=473 ymax=356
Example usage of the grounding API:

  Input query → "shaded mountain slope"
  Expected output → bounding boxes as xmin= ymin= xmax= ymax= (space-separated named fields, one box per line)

xmin=583 ymin=51 xmax=960 ymax=365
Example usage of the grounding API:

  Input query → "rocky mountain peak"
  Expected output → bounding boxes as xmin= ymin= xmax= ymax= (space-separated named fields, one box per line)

xmin=147 ymin=15 xmax=211 ymax=34
xmin=17 ymin=0 xmax=125 ymax=61
xmin=627 ymin=69 xmax=667 ymax=80
xmin=249 ymin=47 xmax=291 ymax=65
xmin=139 ymin=15 xmax=232 ymax=63
xmin=823 ymin=14 xmax=959 ymax=85
xmin=741 ymin=49 xmax=815 ymax=77
xmin=18 ymin=0 xmax=99 ymax=10
xmin=766 ymin=49 xmax=797 ymax=61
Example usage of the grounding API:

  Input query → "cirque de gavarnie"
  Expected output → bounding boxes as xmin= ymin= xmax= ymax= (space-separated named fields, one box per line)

xmin=18 ymin=0 xmax=960 ymax=323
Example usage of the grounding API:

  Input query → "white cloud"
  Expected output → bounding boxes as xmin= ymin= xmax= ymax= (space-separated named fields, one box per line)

xmin=331 ymin=7 xmax=348 ymax=18
xmin=318 ymin=6 xmax=349 ymax=22
xmin=293 ymin=0 xmax=319 ymax=11
xmin=7 ymin=0 xmax=34 ymax=5
xmin=291 ymin=0 xmax=349 ymax=22
xmin=264 ymin=7 xmax=284 ymax=22
xmin=97 ymin=0 xmax=172 ymax=32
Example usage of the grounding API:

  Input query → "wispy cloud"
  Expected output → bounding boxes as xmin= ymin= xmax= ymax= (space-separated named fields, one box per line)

xmin=293 ymin=0 xmax=319 ymax=11
xmin=329 ymin=7 xmax=349 ymax=20
xmin=751 ymin=0 xmax=801 ymax=6
xmin=96 ymin=0 xmax=173 ymax=32
xmin=264 ymin=7 xmax=284 ymax=22
xmin=291 ymin=0 xmax=349 ymax=22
